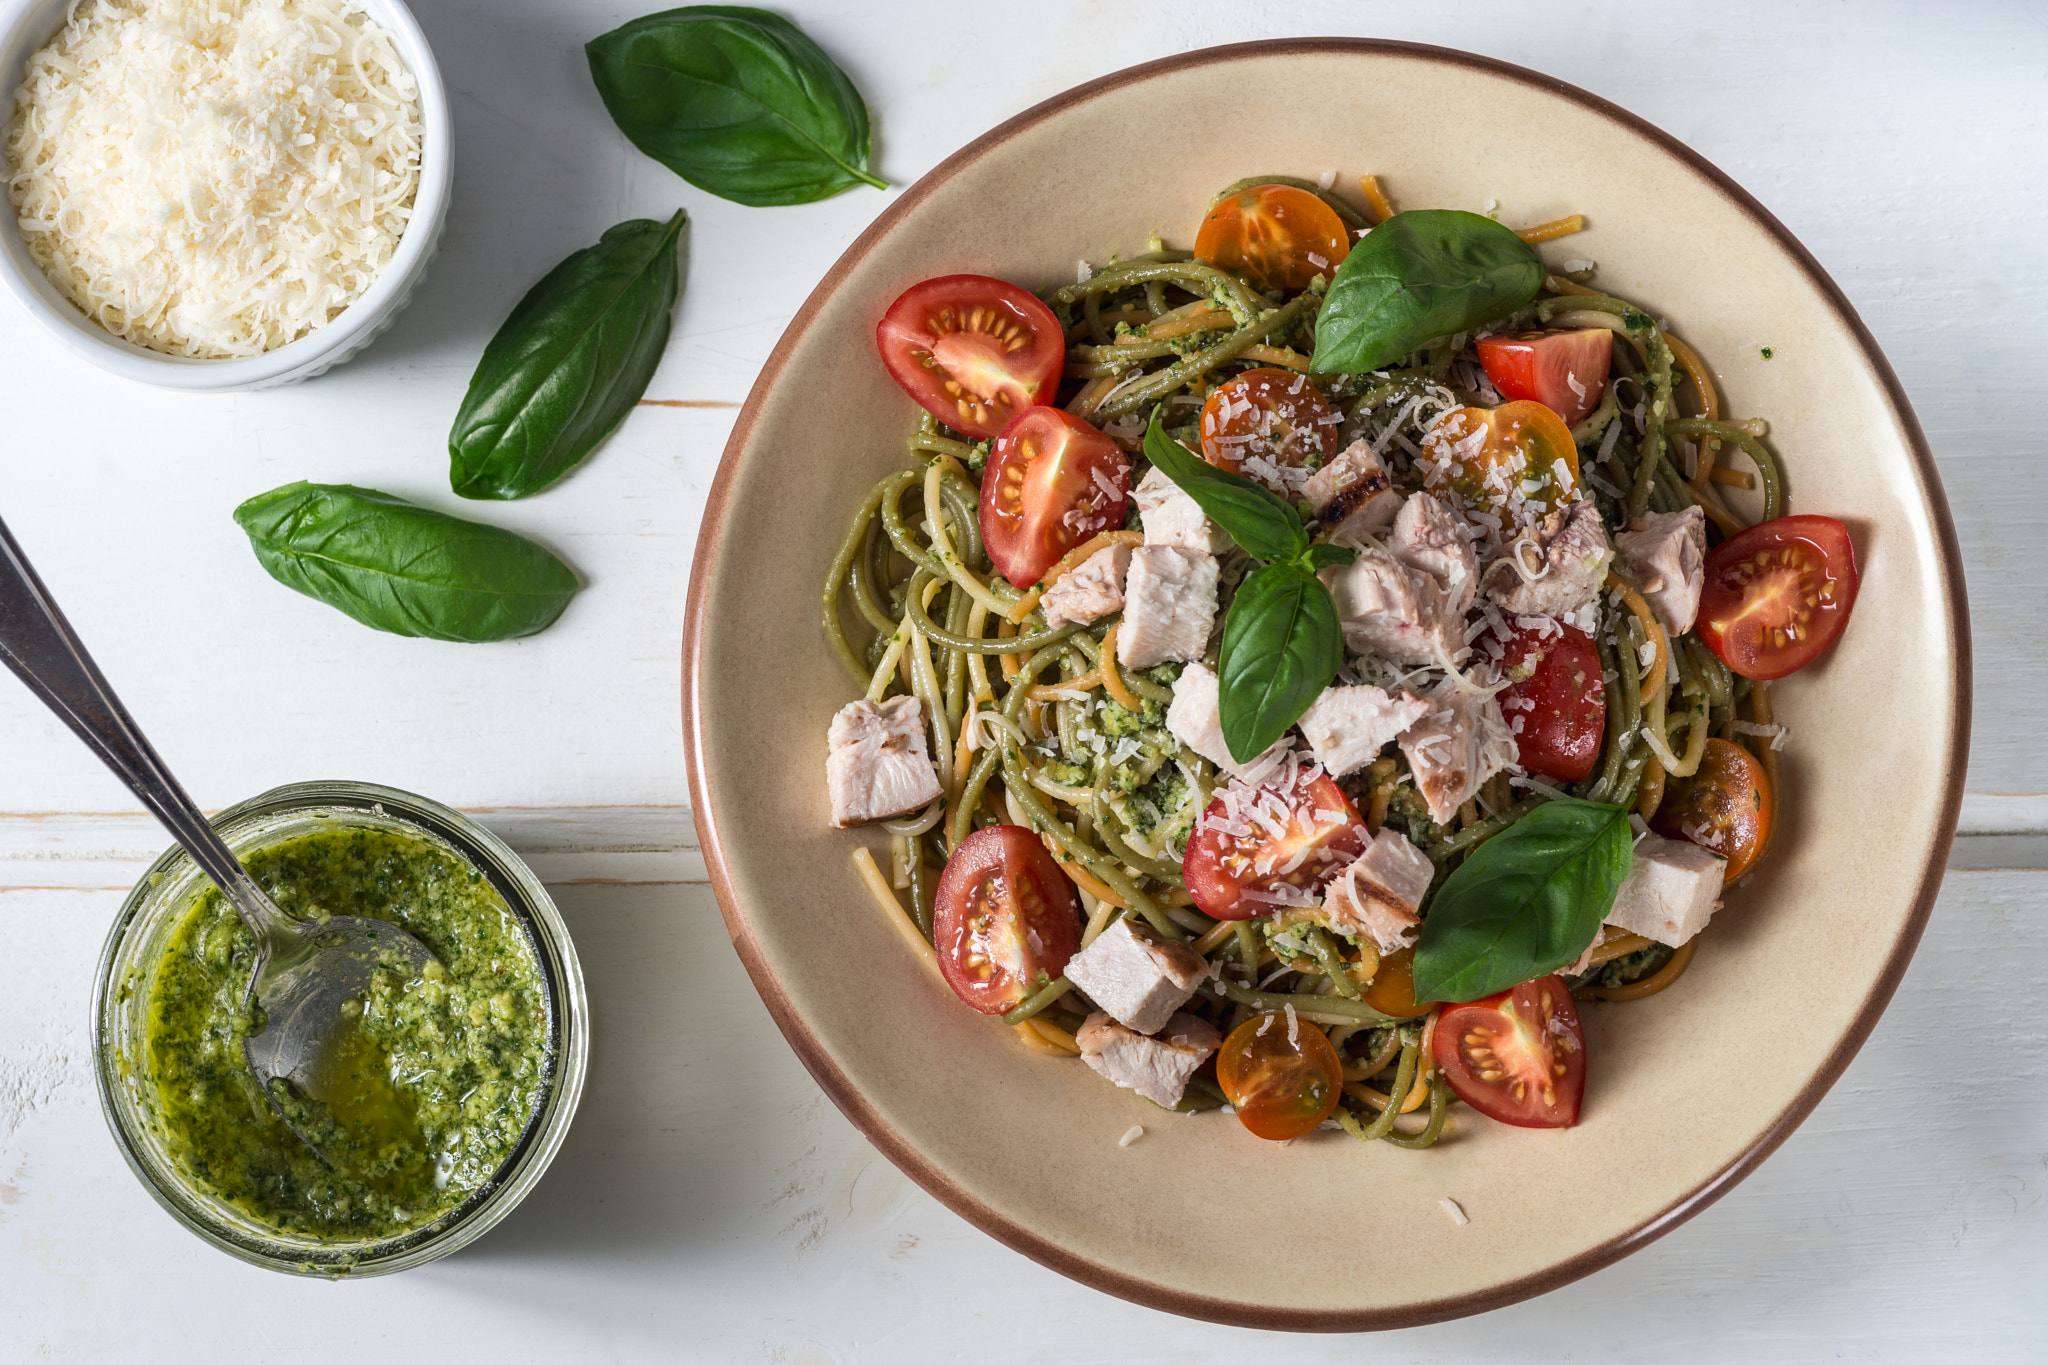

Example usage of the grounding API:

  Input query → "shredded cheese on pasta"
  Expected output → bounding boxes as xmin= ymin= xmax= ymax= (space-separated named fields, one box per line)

xmin=4 ymin=0 xmax=421 ymax=357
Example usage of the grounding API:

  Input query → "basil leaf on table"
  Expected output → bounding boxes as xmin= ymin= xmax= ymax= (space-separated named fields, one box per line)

xmin=233 ymin=483 xmax=579 ymax=642
xmin=449 ymin=211 xmax=687 ymax=501
xmin=1411 ymin=799 xmax=1634 ymax=1004
xmin=1141 ymin=411 xmax=1307 ymax=563
xmin=1218 ymin=561 xmax=1346 ymax=762
xmin=1310 ymin=209 xmax=1544 ymax=375
xmin=586 ymin=6 xmax=886 ymax=207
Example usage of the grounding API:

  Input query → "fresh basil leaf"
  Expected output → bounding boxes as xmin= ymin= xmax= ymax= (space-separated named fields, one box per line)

xmin=1301 ymin=541 xmax=1357 ymax=572
xmin=586 ymin=7 xmax=886 ymax=207
xmin=1217 ymin=561 xmax=1345 ymax=762
xmin=1142 ymin=410 xmax=1307 ymax=563
xmin=449 ymin=212 xmax=687 ymax=501
xmin=1411 ymin=799 xmax=1634 ymax=1003
xmin=233 ymin=483 xmax=579 ymax=642
xmin=1310 ymin=210 xmax=1543 ymax=376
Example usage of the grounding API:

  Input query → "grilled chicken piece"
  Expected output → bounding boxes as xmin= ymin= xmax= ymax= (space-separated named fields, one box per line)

xmin=1077 ymin=1010 xmax=1222 ymax=1109
xmin=1117 ymin=546 xmax=1219 ymax=669
xmin=1482 ymin=499 xmax=1613 ymax=618
xmin=1040 ymin=543 xmax=1131 ymax=628
xmin=1063 ymin=918 xmax=1210 ymax=1034
xmin=1321 ymin=827 xmax=1436 ymax=955
xmin=826 ymin=696 xmax=942 ymax=827
xmin=1616 ymin=506 xmax=1706 ymax=635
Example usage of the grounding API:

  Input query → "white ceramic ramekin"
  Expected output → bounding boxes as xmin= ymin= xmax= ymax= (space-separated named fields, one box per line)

xmin=0 ymin=0 xmax=452 ymax=390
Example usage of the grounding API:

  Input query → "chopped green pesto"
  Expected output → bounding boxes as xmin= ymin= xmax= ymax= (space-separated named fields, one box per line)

xmin=139 ymin=825 xmax=549 ymax=1241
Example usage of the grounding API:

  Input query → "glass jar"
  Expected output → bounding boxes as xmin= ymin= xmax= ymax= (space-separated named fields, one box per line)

xmin=92 ymin=780 xmax=588 ymax=1276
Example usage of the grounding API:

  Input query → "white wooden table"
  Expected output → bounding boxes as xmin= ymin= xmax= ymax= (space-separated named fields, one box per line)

xmin=3 ymin=1 xmax=2042 ymax=1357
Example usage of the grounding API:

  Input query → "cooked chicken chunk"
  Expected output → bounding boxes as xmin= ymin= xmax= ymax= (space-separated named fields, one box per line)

xmin=1306 ymin=438 xmax=1401 ymax=543
xmin=1133 ymin=466 xmax=1229 ymax=555
xmin=1321 ymin=827 xmax=1436 ymax=955
xmin=1389 ymin=492 xmax=1479 ymax=616
xmin=1616 ymin=506 xmax=1706 ymax=635
xmin=1604 ymin=832 xmax=1725 ymax=947
xmin=1118 ymin=546 xmax=1218 ymax=669
xmin=826 ymin=695 xmax=943 ymax=827
xmin=1396 ymin=687 xmax=1518 ymax=825
xmin=1063 ymin=918 xmax=1210 ymax=1034
xmin=1320 ymin=549 xmax=1457 ymax=664
xmin=1482 ymin=499 xmax=1613 ymax=617
xmin=1077 ymin=1010 xmax=1222 ymax=1109
xmin=1165 ymin=660 xmax=1287 ymax=780
xmin=1296 ymin=684 xmax=1430 ymax=779
xmin=1040 ymin=543 xmax=1130 ymax=628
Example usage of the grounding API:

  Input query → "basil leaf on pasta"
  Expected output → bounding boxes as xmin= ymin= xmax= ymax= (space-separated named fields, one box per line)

xmin=1411 ymin=799 xmax=1633 ymax=1003
xmin=1217 ymin=561 xmax=1345 ymax=763
xmin=449 ymin=211 xmax=687 ymax=501
xmin=586 ymin=7 xmax=886 ymax=207
xmin=1310 ymin=209 xmax=1544 ymax=376
xmin=1142 ymin=410 xmax=1307 ymax=563
xmin=233 ymin=483 xmax=579 ymax=642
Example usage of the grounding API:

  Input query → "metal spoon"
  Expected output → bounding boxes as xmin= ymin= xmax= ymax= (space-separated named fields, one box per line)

xmin=0 ymin=514 xmax=437 ymax=1160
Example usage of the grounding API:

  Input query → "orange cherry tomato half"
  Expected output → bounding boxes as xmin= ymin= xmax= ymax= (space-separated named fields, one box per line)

xmin=1182 ymin=772 xmax=1369 ymax=921
xmin=932 ymin=825 xmax=1082 ymax=1015
xmin=1193 ymin=184 xmax=1351 ymax=293
xmin=1420 ymin=400 xmax=1580 ymax=523
xmin=1431 ymin=975 xmax=1586 ymax=1128
xmin=1653 ymin=737 xmax=1773 ymax=879
xmin=1476 ymin=328 xmax=1614 ymax=427
xmin=1695 ymin=514 xmax=1860 ymax=680
xmin=1218 ymin=1010 xmax=1344 ymax=1140
xmin=978 ymin=407 xmax=1130 ymax=587
xmin=1362 ymin=946 xmax=1436 ymax=1020
xmin=1487 ymin=619 xmax=1606 ymax=783
xmin=1198 ymin=367 xmax=1342 ymax=484
xmin=876 ymin=274 xmax=1066 ymax=440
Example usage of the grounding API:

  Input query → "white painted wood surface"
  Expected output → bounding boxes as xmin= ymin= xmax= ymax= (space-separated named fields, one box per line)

xmin=1 ymin=0 xmax=2041 ymax=1357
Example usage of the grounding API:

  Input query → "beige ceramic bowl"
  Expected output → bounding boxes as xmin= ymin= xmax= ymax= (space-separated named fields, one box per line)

xmin=683 ymin=40 xmax=1970 ymax=1329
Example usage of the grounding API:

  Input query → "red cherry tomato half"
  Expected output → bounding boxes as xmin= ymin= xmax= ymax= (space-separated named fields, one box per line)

xmin=932 ymin=825 xmax=1082 ymax=1015
xmin=1488 ymin=619 xmax=1606 ymax=783
xmin=1476 ymin=328 xmax=1614 ymax=427
xmin=1183 ymin=772 xmax=1368 ymax=921
xmin=978 ymin=407 xmax=1130 ymax=587
xmin=1194 ymin=184 xmax=1351 ymax=293
xmin=876 ymin=275 xmax=1065 ymax=440
xmin=1217 ymin=1010 xmax=1344 ymax=1140
xmin=1653 ymin=736 xmax=1773 ymax=879
xmin=1198 ymin=367 xmax=1341 ymax=484
xmin=1420 ymin=400 xmax=1580 ymax=520
xmin=1431 ymin=975 xmax=1586 ymax=1128
xmin=1696 ymin=515 xmax=1859 ymax=680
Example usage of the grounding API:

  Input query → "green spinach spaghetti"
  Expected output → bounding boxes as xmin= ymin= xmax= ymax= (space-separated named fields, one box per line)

xmin=822 ymin=176 xmax=1860 ymax=1145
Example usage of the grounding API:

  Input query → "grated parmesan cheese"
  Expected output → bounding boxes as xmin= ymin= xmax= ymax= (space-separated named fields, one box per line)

xmin=5 ymin=0 xmax=422 ymax=358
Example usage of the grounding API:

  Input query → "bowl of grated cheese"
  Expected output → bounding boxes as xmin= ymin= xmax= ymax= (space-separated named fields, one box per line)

xmin=0 ymin=0 xmax=451 ymax=389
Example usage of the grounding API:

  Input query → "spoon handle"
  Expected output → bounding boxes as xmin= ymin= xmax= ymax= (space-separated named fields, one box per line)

xmin=0 ymin=514 xmax=291 ymax=940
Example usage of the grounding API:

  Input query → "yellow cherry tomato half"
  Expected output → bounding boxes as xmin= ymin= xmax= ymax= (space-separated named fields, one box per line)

xmin=1420 ymin=400 xmax=1581 ymax=522
xmin=1194 ymin=184 xmax=1351 ymax=294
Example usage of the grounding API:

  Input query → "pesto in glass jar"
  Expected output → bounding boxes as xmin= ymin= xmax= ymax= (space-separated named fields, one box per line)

xmin=140 ymin=825 xmax=549 ymax=1240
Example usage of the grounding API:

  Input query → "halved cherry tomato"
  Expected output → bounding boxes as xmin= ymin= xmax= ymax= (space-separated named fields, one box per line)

xmin=1362 ymin=946 xmax=1436 ymax=1020
xmin=1420 ymin=400 xmax=1580 ymax=522
xmin=1431 ymin=974 xmax=1586 ymax=1128
xmin=932 ymin=825 xmax=1082 ymax=1015
xmin=1476 ymin=328 xmax=1614 ymax=427
xmin=978 ymin=407 xmax=1130 ymax=587
xmin=876 ymin=275 xmax=1065 ymax=440
xmin=1217 ymin=1010 xmax=1344 ymax=1140
xmin=1487 ymin=620 xmax=1606 ymax=782
xmin=1182 ymin=771 xmax=1368 ymax=921
xmin=1696 ymin=515 xmax=1859 ymax=680
xmin=1198 ymin=367 xmax=1341 ymax=484
xmin=1653 ymin=737 xmax=1772 ymax=879
xmin=1194 ymin=184 xmax=1351 ymax=293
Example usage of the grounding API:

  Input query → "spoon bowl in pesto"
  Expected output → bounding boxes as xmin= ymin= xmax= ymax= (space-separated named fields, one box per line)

xmin=0 ymin=514 xmax=439 ymax=1165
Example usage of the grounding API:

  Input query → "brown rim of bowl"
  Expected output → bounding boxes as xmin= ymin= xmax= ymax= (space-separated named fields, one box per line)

xmin=681 ymin=36 xmax=1972 ymax=1332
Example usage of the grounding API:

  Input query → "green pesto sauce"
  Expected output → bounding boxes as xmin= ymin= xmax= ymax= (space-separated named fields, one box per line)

xmin=140 ymin=826 xmax=549 ymax=1241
